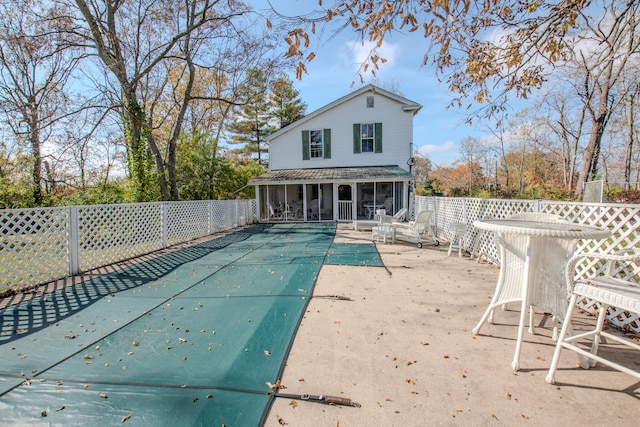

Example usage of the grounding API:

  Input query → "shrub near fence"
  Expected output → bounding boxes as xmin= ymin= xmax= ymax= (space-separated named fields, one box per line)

xmin=415 ymin=196 xmax=640 ymax=332
xmin=0 ymin=200 xmax=257 ymax=293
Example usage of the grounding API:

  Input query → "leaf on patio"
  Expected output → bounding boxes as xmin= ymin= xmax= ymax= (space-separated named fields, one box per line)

xmin=289 ymin=400 xmax=298 ymax=408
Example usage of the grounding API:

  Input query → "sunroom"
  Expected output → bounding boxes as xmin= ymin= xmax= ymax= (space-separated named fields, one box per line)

xmin=249 ymin=166 xmax=413 ymax=222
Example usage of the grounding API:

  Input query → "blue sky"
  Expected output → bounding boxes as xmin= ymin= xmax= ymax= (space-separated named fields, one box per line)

xmin=256 ymin=1 xmax=494 ymax=167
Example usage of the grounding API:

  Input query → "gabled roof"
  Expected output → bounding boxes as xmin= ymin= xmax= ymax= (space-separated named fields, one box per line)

xmin=248 ymin=166 xmax=413 ymax=185
xmin=267 ymin=84 xmax=422 ymax=141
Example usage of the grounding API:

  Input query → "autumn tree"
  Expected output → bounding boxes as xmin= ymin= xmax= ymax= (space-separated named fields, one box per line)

xmin=70 ymin=0 xmax=251 ymax=202
xmin=275 ymin=0 xmax=594 ymax=118
xmin=567 ymin=2 xmax=640 ymax=195
xmin=0 ymin=1 xmax=80 ymax=206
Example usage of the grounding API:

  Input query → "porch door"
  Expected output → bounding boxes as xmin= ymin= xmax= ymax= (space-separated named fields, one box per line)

xmin=336 ymin=184 xmax=354 ymax=221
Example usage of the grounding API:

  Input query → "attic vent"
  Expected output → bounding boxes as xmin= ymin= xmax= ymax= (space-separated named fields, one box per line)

xmin=366 ymin=95 xmax=374 ymax=108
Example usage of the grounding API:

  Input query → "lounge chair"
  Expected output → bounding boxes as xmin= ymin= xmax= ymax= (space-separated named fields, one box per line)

xmin=389 ymin=210 xmax=439 ymax=248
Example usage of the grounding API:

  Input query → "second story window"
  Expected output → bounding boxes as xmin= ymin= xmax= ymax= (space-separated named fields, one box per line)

xmin=310 ymin=129 xmax=324 ymax=158
xmin=353 ymin=122 xmax=382 ymax=154
xmin=361 ymin=123 xmax=374 ymax=153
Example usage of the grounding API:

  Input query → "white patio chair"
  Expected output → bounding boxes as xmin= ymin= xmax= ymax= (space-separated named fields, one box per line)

xmin=391 ymin=210 xmax=439 ymax=248
xmin=546 ymin=249 xmax=640 ymax=384
xmin=447 ymin=222 xmax=467 ymax=257
xmin=269 ymin=202 xmax=283 ymax=220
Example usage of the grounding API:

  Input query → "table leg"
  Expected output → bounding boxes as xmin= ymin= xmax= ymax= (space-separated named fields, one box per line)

xmin=511 ymin=236 xmax=532 ymax=371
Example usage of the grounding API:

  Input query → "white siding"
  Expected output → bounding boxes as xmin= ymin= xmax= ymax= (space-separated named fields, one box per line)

xmin=269 ymin=91 xmax=415 ymax=171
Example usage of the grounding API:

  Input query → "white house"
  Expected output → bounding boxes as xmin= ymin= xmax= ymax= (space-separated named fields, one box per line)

xmin=249 ymin=84 xmax=422 ymax=222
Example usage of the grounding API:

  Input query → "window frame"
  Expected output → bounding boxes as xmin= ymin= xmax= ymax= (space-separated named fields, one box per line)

xmin=360 ymin=123 xmax=375 ymax=153
xmin=309 ymin=129 xmax=324 ymax=158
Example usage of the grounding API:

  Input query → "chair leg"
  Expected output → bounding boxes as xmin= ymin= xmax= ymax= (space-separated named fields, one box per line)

xmin=588 ymin=305 xmax=608 ymax=368
xmin=546 ymin=294 xmax=578 ymax=384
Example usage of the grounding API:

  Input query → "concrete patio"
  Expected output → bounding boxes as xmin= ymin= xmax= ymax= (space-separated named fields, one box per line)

xmin=264 ymin=223 xmax=639 ymax=426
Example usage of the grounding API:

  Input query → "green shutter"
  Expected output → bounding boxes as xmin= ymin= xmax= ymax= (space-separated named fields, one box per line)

xmin=374 ymin=122 xmax=383 ymax=153
xmin=323 ymin=129 xmax=331 ymax=159
xmin=353 ymin=124 xmax=361 ymax=154
xmin=302 ymin=130 xmax=310 ymax=160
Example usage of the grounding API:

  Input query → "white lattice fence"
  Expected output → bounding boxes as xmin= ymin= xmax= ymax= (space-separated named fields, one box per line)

xmin=0 ymin=200 xmax=257 ymax=292
xmin=167 ymin=201 xmax=210 ymax=246
xmin=418 ymin=196 xmax=640 ymax=332
xmin=77 ymin=203 xmax=164 ymax=272
xmin=0 ymin=208 xmax=69 ymax=290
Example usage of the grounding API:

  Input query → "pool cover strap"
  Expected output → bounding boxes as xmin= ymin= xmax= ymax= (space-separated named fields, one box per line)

xmin=273 ymin=391 xmax=361 ymax=408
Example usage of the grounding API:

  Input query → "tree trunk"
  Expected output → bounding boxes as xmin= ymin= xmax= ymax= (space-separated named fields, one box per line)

xmin=624 ymin=93 xmax=636 ymax=190
xmin=28 ymin=103 xmax=43 ymax=206
xmin=122 ymin=87 xmax=151 ymax=202
xmin=575 ymin=90 xmax=611 ymax=195
xmin=147 ymin=132 xmax=169 ymax=201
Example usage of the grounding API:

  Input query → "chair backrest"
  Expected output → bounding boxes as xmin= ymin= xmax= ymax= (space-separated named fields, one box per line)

xmin=412 ymin=210 xmax=434 ymax=233
xmin=393 ymin=208 xmax=407 ymax=221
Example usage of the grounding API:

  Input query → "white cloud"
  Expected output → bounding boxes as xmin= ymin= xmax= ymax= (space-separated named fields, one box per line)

xmin=344 ymin=40 xmax=399 ymax=74
xmin=418 ymin=140 xmax=457 ymax=156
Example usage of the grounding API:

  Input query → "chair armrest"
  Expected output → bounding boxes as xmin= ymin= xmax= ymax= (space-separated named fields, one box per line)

xmin=565 ymin=250 xmax=640 ymax=291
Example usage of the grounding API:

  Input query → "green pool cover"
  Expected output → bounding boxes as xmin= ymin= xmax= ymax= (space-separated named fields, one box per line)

xmin=0 ymin=224 xmax=383 ymax=426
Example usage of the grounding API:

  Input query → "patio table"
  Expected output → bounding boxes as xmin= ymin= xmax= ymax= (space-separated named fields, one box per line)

xmin=471 ymin=218 xmax=611 ymax=370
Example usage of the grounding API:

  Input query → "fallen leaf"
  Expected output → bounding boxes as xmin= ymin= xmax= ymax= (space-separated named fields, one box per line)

xmin=505 ymin=392 xmax=512 ymax=400
xmin=99 ymin=392 xmax=108 ymax=399
xmin=121 ymin=415 xmax=131 ymax=422
xmin=289 ymin=400 xmax=298 ymax=408
xmin=264 ymin=350 xmax=271 ymax=356
xmin=278 ymin=416 xmax=287 ymax=425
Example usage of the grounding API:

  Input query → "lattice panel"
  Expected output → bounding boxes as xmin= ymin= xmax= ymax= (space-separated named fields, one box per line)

xmin=0 ymin=208 xmax=69 ymax=291
xmin=166 ymin=201 xmax=210 ymax=246
xmin=211 ymin=200 xmax=236 ymax=232
xmin=77 ymin=204 xmax=163 ymax=272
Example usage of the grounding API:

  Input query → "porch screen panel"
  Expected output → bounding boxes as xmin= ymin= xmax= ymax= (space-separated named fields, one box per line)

xmin=302 ymin=130 xmax=310 ymax=160
xmin=374 ymin=122 xmax=383 ymax=153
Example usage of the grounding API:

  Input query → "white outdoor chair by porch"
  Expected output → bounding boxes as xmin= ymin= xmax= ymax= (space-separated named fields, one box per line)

xmin=546 ymin=249 xmax=640 ymax=384
xmin=391 ymin=210 xmax=439 ymax=248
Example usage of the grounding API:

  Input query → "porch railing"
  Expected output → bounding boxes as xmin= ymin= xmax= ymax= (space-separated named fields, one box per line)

xmin=337 ymin=200 xmax=353 ymax=221
xmin=0 ymin=199 xmax=256 ymax=292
